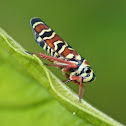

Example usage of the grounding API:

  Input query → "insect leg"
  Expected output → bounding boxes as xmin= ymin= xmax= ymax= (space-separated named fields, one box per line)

xmin=34 ymin=53 xmax=54 ymax=63
xmin=62 ymin=71 xmax=71 ymax=83
xmin=71 ymin=76 xmax=85 ymax=102
xmin=26 ymin=51 xmax=54 ymax=63
xmin=33 ymin=53 xmax=77 ymax=68
xmin=62 ymin=66 xmax=74 ymax=83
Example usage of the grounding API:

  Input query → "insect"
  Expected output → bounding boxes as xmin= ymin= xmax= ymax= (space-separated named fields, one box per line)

xmin=30 ymin=17 xmax=96 ymax=102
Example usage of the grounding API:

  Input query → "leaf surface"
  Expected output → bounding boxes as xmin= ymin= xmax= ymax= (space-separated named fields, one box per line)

xmin=0 ymin=28 xmax=123 ymax=126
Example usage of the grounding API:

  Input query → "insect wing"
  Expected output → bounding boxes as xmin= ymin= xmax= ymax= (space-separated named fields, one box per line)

xmin=30 ymin=18 xmax=79 ymax=60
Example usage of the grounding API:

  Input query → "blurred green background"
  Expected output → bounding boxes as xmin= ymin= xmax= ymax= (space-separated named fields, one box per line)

xmin=0 ymin=0 xmax=126 ymax=125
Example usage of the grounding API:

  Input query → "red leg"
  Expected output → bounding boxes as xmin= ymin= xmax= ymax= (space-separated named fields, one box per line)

xmin=44 ymin=63 xmax=72 ymax=83
xmin=71 ymin=76 xmax=85 ymax=102
xmin=62 ymin=66 xmax=72 ymax=83
xmin=62 ymin=70 xmax=69 ymax=79
xmin=62 ymin=66 xmax=71 ymax=76
xmin=33 ymin=53 xmax=77 ymax=68
xmin=72 ymin=80 xmax=85 ymax=100
xmin=33 ymin=53 xmax=54 ymax=63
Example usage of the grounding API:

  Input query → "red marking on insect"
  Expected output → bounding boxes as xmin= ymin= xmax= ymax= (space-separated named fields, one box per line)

xmin=85 ymin=60 xmax=90 ymax=65
xmin=35 ymin=24 xmax=48 ymax=33
xmin=61 ymin=47 xmax=70 ymax=57
xmin=71 ymin=50 xmax=78 ymax=56
xmin=46 ymin=34 xmax=65 ymax=49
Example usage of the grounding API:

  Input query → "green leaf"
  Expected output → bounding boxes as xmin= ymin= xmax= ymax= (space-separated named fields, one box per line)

xmin=0 ymin=27 xmax=124 ymax=126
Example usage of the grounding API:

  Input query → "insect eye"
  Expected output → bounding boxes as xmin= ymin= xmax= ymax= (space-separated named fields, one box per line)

xmin=85 ymin=68 xmax=91 ymax=73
